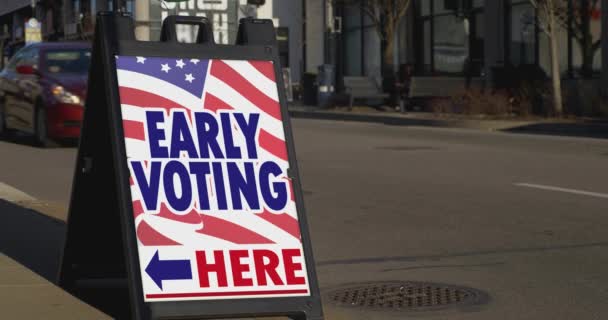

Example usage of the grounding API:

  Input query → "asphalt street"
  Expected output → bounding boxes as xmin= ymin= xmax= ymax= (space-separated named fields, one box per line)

xmin=0 ymin=119 xmax=607 ymax=319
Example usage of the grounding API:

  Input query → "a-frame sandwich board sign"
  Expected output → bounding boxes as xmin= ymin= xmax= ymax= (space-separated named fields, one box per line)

xmin=59 ymin=12 xmax=324 ymax=320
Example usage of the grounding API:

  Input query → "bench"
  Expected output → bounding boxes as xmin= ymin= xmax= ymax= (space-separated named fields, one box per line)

xmin=408 ymin=76 xmax=484 ymax=110
xmin=343 ymin=76 xmax=389 ymax=109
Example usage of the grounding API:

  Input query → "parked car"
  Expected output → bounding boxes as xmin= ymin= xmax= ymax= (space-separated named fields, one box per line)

xmin=0 ymin=41 xmax=91 ymax=146
xmin=1 ymin=40 xmax=25 ymax=69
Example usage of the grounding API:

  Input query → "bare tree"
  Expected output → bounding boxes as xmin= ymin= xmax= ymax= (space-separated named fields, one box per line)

xmin=351 ymin=0 xmax=412 ymax=71
xmin=529 ymin=0 xmax=564 ymax=116
xmin=361 ymin=0 xmax=412 ymax=64
xmin=556 ymin=0 xmax=602 ymax=77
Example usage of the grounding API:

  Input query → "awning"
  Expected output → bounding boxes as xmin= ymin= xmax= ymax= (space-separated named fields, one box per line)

xmin=0 ymin=0 xmax=30 ymax=17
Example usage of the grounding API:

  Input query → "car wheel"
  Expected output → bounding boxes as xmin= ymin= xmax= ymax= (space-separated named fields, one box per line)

xmin=35 ymin=105 xmax=52 ymax=147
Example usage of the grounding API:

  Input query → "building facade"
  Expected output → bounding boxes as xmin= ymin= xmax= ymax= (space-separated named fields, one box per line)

xmin=1 ymin=0 xmax=304 ymax=83
xmin=305 ymin=0 xmax=608 ymax=113
xmin=4 ymin=0 xmax=606 ymax=110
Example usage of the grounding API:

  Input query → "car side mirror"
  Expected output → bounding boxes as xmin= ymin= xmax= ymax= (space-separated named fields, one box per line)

xmin=16 ymin=65 xmax=36 ymax=75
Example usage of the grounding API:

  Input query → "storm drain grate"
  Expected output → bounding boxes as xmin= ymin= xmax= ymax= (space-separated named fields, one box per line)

xmin=326 ymin=281 xmax=487 ymax=312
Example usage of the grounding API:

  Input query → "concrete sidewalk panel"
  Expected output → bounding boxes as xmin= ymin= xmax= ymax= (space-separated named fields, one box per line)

xmin=0 ymin=254 xmax=110 ymax=319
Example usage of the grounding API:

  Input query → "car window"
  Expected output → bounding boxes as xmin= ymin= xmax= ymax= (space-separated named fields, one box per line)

xmin=43 ymin=49 xmax=91 ymax=74
xmin=5 ymin=46 xmax=38 ymax=71
xmin=20 ymin=48 xmax=39 ymax=69
xmin=5 ymin=49 xmax=26 ymax=71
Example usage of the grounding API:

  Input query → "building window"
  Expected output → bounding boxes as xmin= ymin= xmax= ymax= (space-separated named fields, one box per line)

xmin=415 ymin=0 xmax=485 ymax=76
xmin=420 ymin=0 xmax=430 ymax=15
xmin=422 ymin=19 xmax=431 ymax=73
xmin=509 ymin=1 xmax=536 ymax=66
xmin=571 ymin=0 xmax=601 ymax=77
xmin=516 ymin=0 xmax=602 ymax=78
xmin=433 ymin=15 xmax=469 ymax=73
xmin=341 ymin=3 xmax=382 ymax=77
xmin=343 ymin=3 xmax=363 ymax=76
xmin=105 ymin=0 xmax=134 ymax=13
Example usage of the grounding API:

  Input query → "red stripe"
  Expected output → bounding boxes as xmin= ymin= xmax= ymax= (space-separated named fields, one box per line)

xmin=137 ymin=220 xmax=181 ymax=246
xmin=248 ymin=60 xmax=276 ymax=81
xmin=287 ymin=178 xmax=295 ymax=202
xmin=132 ymin=200 xmax=144 ymax=219
xmin=196 ymin=214 xmax=275 ymax=244
xmin=119 ymin=86 xmax=190 ymax=113
xmin=203 ymin=92 xmax=287 ymax=162
xmin=259 ymin=129 xmax=287 ymax=161
xmin=156 ymin=203 xmax=204 ymax=225
xmin=258 ymin=210 xmax=301 ymax=241
xmin=210 ymin=60 xmax=282 ymax=121
xmin=146 ymin=289 xmax=308 ymax=299
xmin=123 ymin=120 xmax=145 ymax=140
xmin=203 ymin=92 xmax=234 ymax=113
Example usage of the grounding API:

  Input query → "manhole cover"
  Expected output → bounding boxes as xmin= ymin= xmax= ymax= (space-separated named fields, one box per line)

xmin=326 ymin=281 xmax=488 ymax=312
xmin=375 ymin=146 xmax=438 ymax=151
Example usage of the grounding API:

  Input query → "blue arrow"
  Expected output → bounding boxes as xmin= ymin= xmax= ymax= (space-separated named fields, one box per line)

xmin=145 ymin=250 xmax=192 ymax=290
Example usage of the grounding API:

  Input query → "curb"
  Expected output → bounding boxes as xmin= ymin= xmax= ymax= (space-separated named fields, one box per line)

xmin=288 ymin=108 xmax=532 ymax=131
xmin=288 ymin=108 xmax=608 ymax=139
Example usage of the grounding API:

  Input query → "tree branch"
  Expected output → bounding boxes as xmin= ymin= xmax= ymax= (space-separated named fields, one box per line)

xmin=395 ymin=0 xmax=411 ymax=21
xmin=360 ymin=2 xmax=379 ymax=25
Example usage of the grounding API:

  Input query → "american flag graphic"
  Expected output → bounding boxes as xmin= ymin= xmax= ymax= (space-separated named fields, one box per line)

xmin=115 ymin=55 xmax=302 ymax=249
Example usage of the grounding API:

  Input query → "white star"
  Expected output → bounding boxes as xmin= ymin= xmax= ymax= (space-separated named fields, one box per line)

xmin=185 ymin=73 xmax=195 ymax=83
xmin=136 ymin=56 xmax=146 ymax=64
xmin=176 ymin=59 xmax=185 ymax=68
xmin=161 ymin=63 xmax=171 ymax=73
xmin=190 ymin=59 xmax=200 ymax=65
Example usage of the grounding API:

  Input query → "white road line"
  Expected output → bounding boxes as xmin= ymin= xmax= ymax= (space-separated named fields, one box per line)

xmin=514 ymin=183 xmax=608 ymax=200
xmin=0 ymin=182 xmax=36 ymax=202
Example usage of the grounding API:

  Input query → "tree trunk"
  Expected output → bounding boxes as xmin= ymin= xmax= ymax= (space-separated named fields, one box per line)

xmin=383 ymin=20 xmax=395 ymax=73
xmin=580 ymin=44 xmax=595 ymax=77
xmin=579 ymin=0 xmax=594 ymax=77
xmin=384 ymin=36 xmax=395 ymax=70
xmin=549 ymin=13 xmax=564 ymax=116
xmin=382 ymin=21 xmax=397 ymax=107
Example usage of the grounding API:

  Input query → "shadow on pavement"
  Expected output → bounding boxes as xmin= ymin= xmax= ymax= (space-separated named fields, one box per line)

xmin=0 ymin=132 xmax=78 ymax=148
xmin=289 ymin=109 xmax=447 ymax=127
xmin=317 ymin=241 xmax=608 ymax=267
xmin=0 ymin=199 xmax=293 ymax=319
xmin=502 ymin=122 xmax=608 ymax=140
xmin=0 ymin=200 xmax=132 ymax=318
xmin=0 ymin=199 xmax=65 ymax=282
xmin=290 ymin=108 xmax=608 ymax=140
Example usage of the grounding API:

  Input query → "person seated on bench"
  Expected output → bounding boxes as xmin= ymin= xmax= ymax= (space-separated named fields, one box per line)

xmin=395 ymin=63 xmax=413 ymax=111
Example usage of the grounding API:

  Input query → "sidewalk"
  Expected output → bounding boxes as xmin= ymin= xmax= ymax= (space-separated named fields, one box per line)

xmin=0 ymin=199 xmax=110 ymax=319
xmin=288 ymin=104 xmax=608 ymax=139
xmin=0 ymin=199 xmax=294 ymax=319
xmin=0 ymin=254 xmax=110 ymax=319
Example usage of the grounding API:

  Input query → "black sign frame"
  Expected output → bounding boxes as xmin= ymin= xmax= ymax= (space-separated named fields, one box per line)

xmin=59 ymin=12 xmax=324 ymax=320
